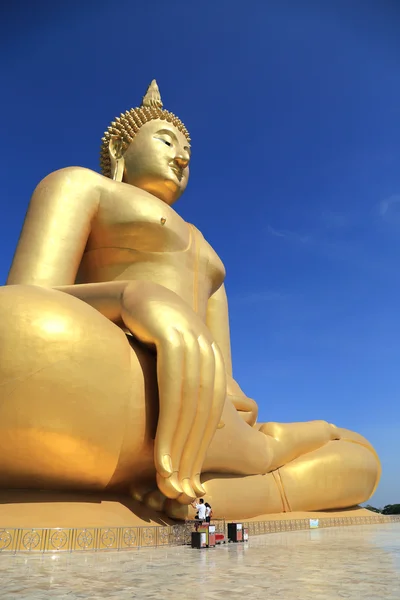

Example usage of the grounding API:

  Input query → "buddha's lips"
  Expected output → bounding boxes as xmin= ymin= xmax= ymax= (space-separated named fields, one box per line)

xmin=169 ymin=164 xmax=183 ymax=181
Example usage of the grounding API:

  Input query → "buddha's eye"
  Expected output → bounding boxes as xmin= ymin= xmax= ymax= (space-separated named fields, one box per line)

xmin=154 ymin=136 xmax=172 ymax=147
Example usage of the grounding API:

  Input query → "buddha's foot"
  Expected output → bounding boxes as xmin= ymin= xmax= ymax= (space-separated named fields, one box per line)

xmin=130 ymin=481 xmax=158 ymax=503
xmin=130 ymin=484 xmax=169 ymax=514
xmin=131 ymin=476 xmax=198 ymax=514
xmin=133 ymin=486 xmax=200 ymax=521
xmin=257 ymin=420 xmax=341 ymax=471
xmin=143 ymin=489 xmax=168 ymax=512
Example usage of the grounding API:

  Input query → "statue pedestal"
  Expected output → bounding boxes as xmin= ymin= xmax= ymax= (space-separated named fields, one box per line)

xmin=0 ymin=492 xmax=382 ymax=554
xmin=0 ymin=490 xmax=173 ymax=529
xmin=244 ymin=506 xmax=375 ymax=522
xmin=0 ymin=489 xmax=373 ymax=529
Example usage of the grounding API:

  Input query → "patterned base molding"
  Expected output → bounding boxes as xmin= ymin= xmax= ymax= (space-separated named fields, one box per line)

xmin=0 ymin=515 xmax=398 ymax=554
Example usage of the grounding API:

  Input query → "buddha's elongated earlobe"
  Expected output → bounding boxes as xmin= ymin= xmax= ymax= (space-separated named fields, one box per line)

xmin=111 ymin=157 xmax=124 ymax=182
xmin=108 ymin=137 xmax=125 ymax=182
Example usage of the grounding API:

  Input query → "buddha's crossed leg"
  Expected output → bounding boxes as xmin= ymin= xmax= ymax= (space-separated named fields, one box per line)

xmin=136 ymin=398 xmax=349 ymax=512
xmin=162 ymin=429 xmax=380 ymax=519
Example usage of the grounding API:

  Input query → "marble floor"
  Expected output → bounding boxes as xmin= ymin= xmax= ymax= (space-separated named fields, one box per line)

xmin=0 ymin=523 xmax=399 ymax=599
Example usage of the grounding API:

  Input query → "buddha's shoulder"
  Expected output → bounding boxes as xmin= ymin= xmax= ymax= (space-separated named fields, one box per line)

xmin=39 ymin=168 xmax=157 ymax=204
xmin=37 ymin=166 xmax=109 ymax=190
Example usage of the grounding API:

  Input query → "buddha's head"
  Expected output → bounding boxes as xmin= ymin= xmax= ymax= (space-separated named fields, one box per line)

xmin=100 ymin=80 xmax=191 ymax=205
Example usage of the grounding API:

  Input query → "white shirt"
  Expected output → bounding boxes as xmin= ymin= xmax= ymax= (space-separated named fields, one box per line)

xmin=196 ymin=503 xmax=206 ymax=520
xmin=205 ymin=506 xmax=211 ymax=517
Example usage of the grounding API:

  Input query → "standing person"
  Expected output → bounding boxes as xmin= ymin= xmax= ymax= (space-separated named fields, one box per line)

xmin=191 ymin=498 xmax=206 ymax=528
xmin=205 ymin=502 xmax=212 ymax=523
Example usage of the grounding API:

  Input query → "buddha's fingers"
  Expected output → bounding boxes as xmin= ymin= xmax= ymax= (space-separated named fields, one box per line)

xmin=177 ymin=336 xmax=216 ymax=504
xmin=190 ymin=343 xmax=226 ymax=496
xmin=154 ymin=329 xmax=185 ymax=486
xmin=157 ymin=330 xmax=200 ymax=499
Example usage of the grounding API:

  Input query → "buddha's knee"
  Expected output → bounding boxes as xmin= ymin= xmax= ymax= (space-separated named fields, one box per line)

xmin=0 ymin=285 xmax=154 ymax=490
xmin=336 ymin=427 xmax=379 ymax=460
xmin=0 ymin=285 xmax=133 ymax=398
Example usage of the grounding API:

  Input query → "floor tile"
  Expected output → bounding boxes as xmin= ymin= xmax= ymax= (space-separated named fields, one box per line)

xmin=0 ymin=524 xmax=399 ymax=599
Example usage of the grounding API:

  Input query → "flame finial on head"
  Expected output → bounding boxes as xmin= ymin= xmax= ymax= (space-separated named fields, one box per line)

xmin=100 ymin=79 xmax=190 ymax=179
xmin=141 ymin=79 xmax=163 ymax=109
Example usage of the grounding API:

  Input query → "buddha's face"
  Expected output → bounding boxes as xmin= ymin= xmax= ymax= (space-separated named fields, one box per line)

xmin=121 ymin=119 xmax=191 ymax=205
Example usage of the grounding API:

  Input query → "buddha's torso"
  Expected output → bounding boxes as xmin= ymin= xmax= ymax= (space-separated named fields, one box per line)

xmin=76 ymin=180 xmax=225 ymax=320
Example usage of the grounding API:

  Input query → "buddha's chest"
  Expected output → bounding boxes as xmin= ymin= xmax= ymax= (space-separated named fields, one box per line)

xmin=88 ymin=186 xmax=189 ymax=253
xmin=81 ymin=185 xmax=226 ymax=295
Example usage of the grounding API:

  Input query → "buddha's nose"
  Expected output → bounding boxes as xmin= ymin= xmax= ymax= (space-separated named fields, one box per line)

xmin=174 ymin=156 xmax=189 ymax=169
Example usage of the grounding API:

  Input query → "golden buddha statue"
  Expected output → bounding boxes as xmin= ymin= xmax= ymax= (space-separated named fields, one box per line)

xmin=0 ymin=81 xmax=380 ymax=521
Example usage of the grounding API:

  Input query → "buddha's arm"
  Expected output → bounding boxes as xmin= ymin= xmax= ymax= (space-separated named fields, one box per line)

xmin=7 ymin=167 xmax=100 ymax=286
xmin=206 ymin=285 xmax=258 ymax=426
xmin=206 ymin=284 xmax=232 ymax=376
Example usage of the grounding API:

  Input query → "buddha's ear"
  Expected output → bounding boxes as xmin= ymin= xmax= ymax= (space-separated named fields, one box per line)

xmin=108 ymin=136 xmax=125 ymax=182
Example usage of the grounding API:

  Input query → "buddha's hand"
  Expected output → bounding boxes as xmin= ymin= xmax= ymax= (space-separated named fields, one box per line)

xmin=120 ymin=280 xmax=226 ymax=504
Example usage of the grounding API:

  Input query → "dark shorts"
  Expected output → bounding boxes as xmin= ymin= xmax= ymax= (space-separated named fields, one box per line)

xmin=194 ymin=518 xmax=204 ymax=530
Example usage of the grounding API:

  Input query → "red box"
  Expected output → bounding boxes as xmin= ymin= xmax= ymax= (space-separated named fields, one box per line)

xmin=208 ymin=524 xmax=216 ymax=547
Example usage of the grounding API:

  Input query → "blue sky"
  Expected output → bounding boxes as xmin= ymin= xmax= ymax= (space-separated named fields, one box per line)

xmin=1 ymin=0 xmax=399 ymax=508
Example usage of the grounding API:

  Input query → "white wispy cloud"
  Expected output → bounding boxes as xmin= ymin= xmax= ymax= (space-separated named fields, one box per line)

xmin=379 ymin=194 xmax=400 ymax=222
xmin=266 ymin=217 xmax=395 ymax=276
xmin=231 ymin=290 xmax=289 ymax=306
xmin=266 ymin=225 xmax=311 ymax=244
xmin=320 ymin=210 xmax=351 ymax=230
